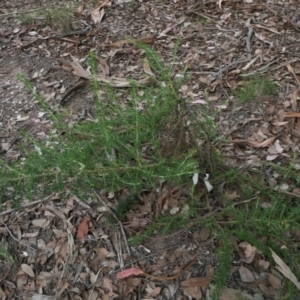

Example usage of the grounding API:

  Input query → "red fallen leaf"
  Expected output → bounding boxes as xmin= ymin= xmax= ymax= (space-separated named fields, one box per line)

xmin=76 ymin=217 xmax=91 ymax=240
xmin=116 ymin=268 xmax=144 ymax=279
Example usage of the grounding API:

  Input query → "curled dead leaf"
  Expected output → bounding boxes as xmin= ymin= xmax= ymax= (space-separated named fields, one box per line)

xmin=76 ymin=216 xmax=91 ymax=240
xmin=98 ymin=57 xmax=110 ymax=77
xmin=239 ymin=242 xmax=256 ymax=264
xmin=258 ymin=259 xmax=270 ymax=270
xmin=143 ymin=58 xmax=155 ymax=76
xmin=91 ymin=0 xmax=110 ymax=24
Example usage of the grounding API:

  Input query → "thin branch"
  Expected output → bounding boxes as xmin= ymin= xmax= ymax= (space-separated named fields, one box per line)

xmin=95 ymin=193 xmax=132 ymax=265
xmin=0 ymin=192 xmax=56 ymax=216
xmin=1 ymin=222 xmax=36 ymax=253
xmin=211 ymin=59 xmax=250 ymax=79
xmin=245 ymin=17 xmax=254 ymax=60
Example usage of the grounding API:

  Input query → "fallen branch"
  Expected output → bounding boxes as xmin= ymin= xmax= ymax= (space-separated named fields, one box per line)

xmin=96 ymin=193 xmax=132 ymax=266
xmin=0 ymin=193 xmax=56 ymax=216
xmin=245 ymin=17 xmax=254 ymax=60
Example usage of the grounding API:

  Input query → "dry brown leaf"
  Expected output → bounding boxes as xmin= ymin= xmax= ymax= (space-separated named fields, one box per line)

xmin=126 ymin=278 xmax=141 ymax=288
xmin=143 ymin=58 xmax=155 ymax=76
xmin=232 ymin=135 xmax=277 ymax=148
xmin=98 ymin=57 xmax=110 ymax=77
xmin=96 ymin=247 xmax=109 ymax=259
xmin=151 ymin=287 xmax=161 ymax=297
xmin=285 ymin=112 xmax=300 ymax=118
xmin=296 ymin=119 xmax=300 ymax=135
xmin=199 ymin=227 xmax=210 ymax=241
xmin=90 ymin=271 xmax=97 ymax=284
xmin=0 ymin=288 xmax=6 ymax=300
xmin=128 ymin=218 xmax=146 ymax=230
xmin=258 ymin=259 xmax=270 ymax=270
xmin=22 ymin=231 xmax=39 ymax=238
xmin=272 ymin=121 xmax=289 ymax=126
xmin=108 ymin=36 xmax=156 ymax=48
xmin=181 ymin=276 xmax=212 ymax=287
xmin=158 ymin=193 xmax=169 ymax=212
xmin=243 ymin=244 xmax=256 ymax=264
xmin=103 ymin=276 xmax=117 ymax=291
xmin=91 ymin=0 xmax=111 ymax=24
xmin=158 ymin=15 xmax=187 ymax=38
xmin=56 ymin=282 xmax=70 ymax=299
xmin=183 ymin=286 xmax=202 ymax=299
xmin=225 ymin=191 xmax=240 ymax=200
xmin=107 ymin=40 xmax=128 ymax=47
xmin=270 ymin=248 xmax=300 ymax=290
xmin=205 ymin=264 xmax=215 ymax=278
xmin=69 ymin=58 xmax=153 ymax=86
xmin=218 ymin=0 xmax=223 ymax=9
xmin=30 ymin=294 xmax=56 ymax=300
xmin=208 ymin=95 xmax=219 ymax=101
xmin=268 ymin=273 xmax=281 ymax=289
xmin=24 ymin=278 xmax=35 ymax=292
xmin=291 ymin=228 xmax=300 ymax=240
xmin=239 ymin=265 xmax=254 ymax=282
xmin=261 ymin=202 xmax=273 ymax=208
xmin=77 ymin=3 xmax=84 ymax=15
xmin=21 ymin=264 xmax=35 ymax=278
xmin=35 ymin=275 xmax=47 ymax=287
xmin=124 ymin=278 xmax=141 ymax=295
xmin=96 ymin=75 xmax=153 ymax=87
xmin=31 ymin=218 xmax=50 ymax=228
xmin=1 ymin=142 xmax=10 ymax=151
xmin=59 ymin=240 xmax=68 ymax=260
xmin=45 ymin=205 xmax=66 ymax=220
xmin=137 ymin=36 xmax=157 ymax=45
xmin=287 ymin=64 xmax=300 ymax=86
xmin=292 ymin=188 xmax=300 ymax=196
xmin=76 ymin=216 xmax=91 ymax=240
xmin=199 ymin=76 xmax=209 ymax=84
xmin=88 ymin=290 xmax=99 ymax=300
xmin=70 ymin=59 xmax=90 ymax=79
xmin=291 ymin=90 xmax=298 ymax=111
xmin=258 ymin=283 xmax=270 ymax=296
xmin=218 ymin=288 xmax=250 ymax=300
xmin=17 ymin=274 xmax=27 ymax=289
xmin=240 ymin=242 xmax=256 ymax=264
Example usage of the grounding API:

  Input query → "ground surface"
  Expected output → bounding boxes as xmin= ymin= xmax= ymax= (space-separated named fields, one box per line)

xmin=1 ymin=0 xmax=300 ymax=299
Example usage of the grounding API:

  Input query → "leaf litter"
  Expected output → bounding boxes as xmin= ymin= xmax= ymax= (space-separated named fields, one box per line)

xmin=1 ymin=0 xmax=300 ymax=299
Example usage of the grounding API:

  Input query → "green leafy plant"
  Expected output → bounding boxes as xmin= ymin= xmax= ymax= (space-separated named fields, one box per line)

xmin=1 ymin=41 xmax=299 ymax=298
xmin=128 ymin=212 xmax=192 ymax=247
xmin=44 ymin=7 xmax=74 ymax=32
xmin=204 ymin=162 xmax=300 ymax=298
xmin=0 ymin=241 xmax=15 ymax=263
xmin=18 ymin=6 xmax=74 ymax=32
xmin=213 ymin=233 xmax=233 ymax=300
xmin=0 ymin=45 xmax=201 ymax=203
xmin=236 ymin=76 xmax=278 ymax=102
